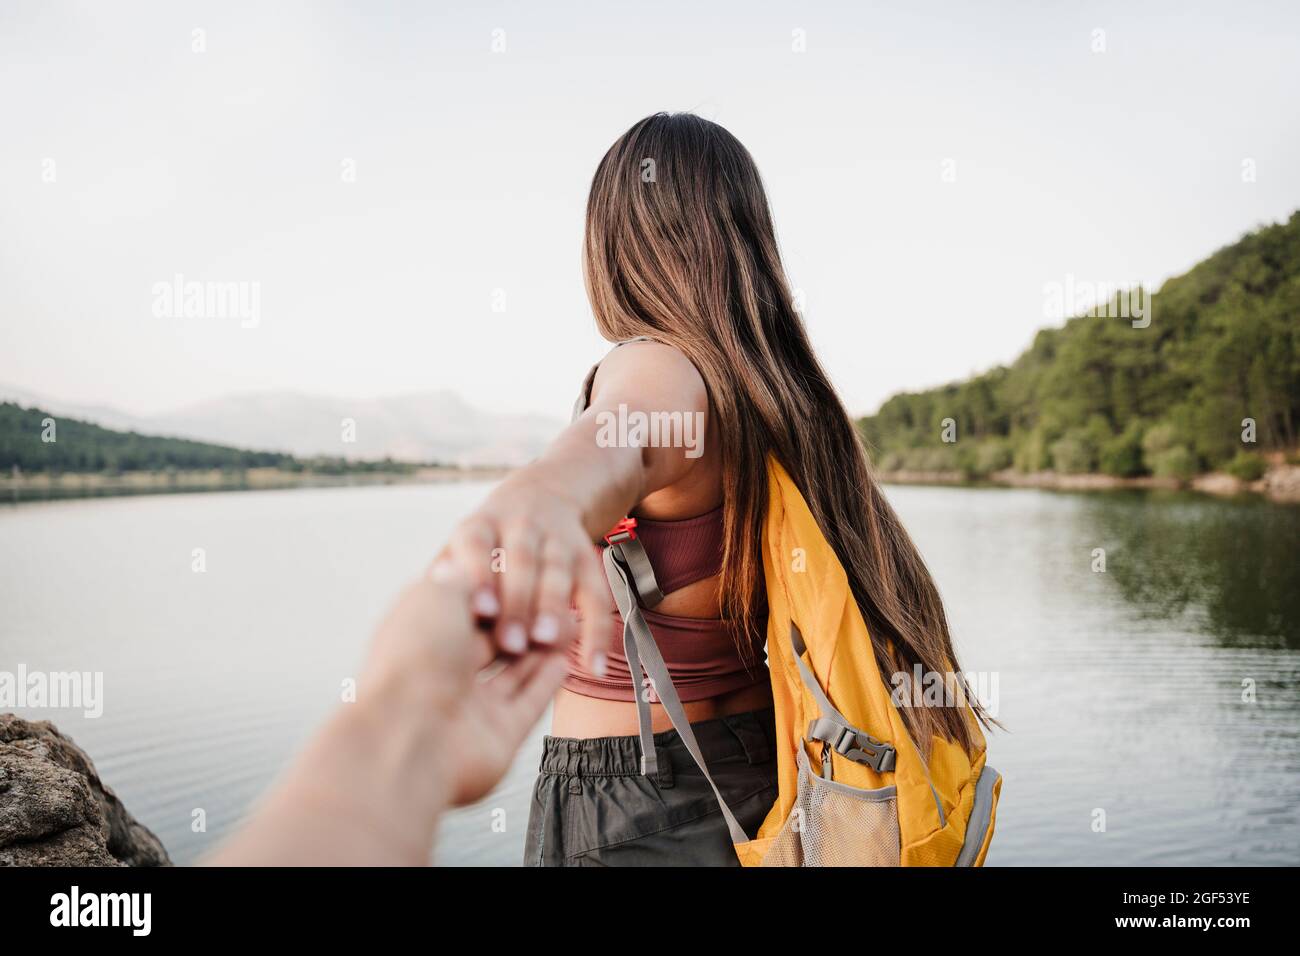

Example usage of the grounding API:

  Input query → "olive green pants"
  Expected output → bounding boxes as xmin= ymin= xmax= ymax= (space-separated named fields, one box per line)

xmin=523 ymin=707 xmax=778 ymax=867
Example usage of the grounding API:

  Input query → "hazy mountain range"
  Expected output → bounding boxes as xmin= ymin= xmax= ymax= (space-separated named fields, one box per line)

xmin=0 ymin=384 xmax=563 ymax=467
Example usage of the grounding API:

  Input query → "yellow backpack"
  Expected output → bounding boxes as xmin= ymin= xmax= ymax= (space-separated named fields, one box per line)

xmin=602 ymin=456 xmax=1001 ymax=866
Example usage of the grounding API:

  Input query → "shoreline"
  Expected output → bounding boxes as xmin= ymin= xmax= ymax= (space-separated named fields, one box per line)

xmin=0 ymin=465 xmax=509 ymax=503
xmin=878 ymin=462 xmax=1300 ymax=504
xmin=6 ymin=462 xmax=1300 ymax=506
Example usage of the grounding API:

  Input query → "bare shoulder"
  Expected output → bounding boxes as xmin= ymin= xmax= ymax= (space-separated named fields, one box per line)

xmin=588 ymin=339 xmax=707 ymax=413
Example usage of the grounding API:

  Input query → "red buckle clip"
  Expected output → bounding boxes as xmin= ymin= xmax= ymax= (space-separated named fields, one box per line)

xmin=603 ymin=516 xmax=638 ymax=544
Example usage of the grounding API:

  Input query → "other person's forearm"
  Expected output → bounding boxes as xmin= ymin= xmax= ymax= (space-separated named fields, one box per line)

xmin=205 ymin=657 xmax=455 ymax=866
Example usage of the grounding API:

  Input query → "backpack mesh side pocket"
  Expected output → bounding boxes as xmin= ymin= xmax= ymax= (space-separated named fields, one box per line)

xmin=762 ymin=744 xmax=900 ymax=867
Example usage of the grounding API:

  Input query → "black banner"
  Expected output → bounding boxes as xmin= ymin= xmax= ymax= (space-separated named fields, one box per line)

xmin=0 ymin=866 xmax=1287 ymax=942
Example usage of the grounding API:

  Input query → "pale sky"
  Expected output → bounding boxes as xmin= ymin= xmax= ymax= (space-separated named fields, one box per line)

xmin=2 ymin=0 xmax=1298 ymax=419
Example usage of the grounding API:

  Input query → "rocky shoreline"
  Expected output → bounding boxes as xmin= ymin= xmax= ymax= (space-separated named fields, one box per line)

xmin=0 ymin=715 xmax=169 ymax=866
xmin=879 ymin=462 xmax=1300 ymax=504
xmin=1 ymin=464 xmax=509 ymax=503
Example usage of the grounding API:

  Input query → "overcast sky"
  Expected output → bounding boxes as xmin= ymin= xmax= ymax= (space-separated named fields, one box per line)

xmin=2 ymin=0 xmax=1298 ymax=419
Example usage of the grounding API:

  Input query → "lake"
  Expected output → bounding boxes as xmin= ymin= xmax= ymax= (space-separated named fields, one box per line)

xmin=2 ymin=481 xmax=1297 ymax=865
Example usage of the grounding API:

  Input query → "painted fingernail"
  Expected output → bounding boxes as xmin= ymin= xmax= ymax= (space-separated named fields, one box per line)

xmin=531 ymin=614 xmax=560 ymax=644
xmin=473 ymin=589 xmax=500 ymax=617
xmin=591 ymin=652 xmax=607 ymax=678
xmin=502 ymin=622 xmax=527 ymax=654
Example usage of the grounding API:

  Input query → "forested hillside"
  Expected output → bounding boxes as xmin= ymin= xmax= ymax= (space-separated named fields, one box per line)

xmin=858 ymin=213 xmax=1300 ymax=481
xmin=0 ymin=403 xmax=415 ymax=475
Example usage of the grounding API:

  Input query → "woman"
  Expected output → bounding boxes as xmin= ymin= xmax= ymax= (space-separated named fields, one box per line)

xmin=441 ymin=112 xmax=986 ymax=866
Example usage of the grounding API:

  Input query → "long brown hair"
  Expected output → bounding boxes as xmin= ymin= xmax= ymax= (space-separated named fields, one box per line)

xmin=583 ymin=112 xmax=993 ymax=754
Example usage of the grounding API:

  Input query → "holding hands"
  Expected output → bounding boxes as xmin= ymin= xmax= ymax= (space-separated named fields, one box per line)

xmin=440 ymin=477 xmax=616 ymax=677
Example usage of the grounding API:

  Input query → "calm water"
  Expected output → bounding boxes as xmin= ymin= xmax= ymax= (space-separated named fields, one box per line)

xmin=1 ymin=482 xmax=1297 ymax=865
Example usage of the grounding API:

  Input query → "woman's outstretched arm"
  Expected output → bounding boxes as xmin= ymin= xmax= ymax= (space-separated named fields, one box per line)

xmin=441 ymin=339 xmax=709 ymax=671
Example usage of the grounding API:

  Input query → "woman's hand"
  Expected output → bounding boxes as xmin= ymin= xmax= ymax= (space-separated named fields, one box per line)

xmin=442 ymin=478 xmax=616 ymax=676
xmin=439 ymin=340 xmax=711 ymax=676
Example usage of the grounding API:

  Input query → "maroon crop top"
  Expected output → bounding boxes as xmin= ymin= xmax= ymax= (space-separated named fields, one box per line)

xmin=563 ymin=504 xmax=769 ymax=702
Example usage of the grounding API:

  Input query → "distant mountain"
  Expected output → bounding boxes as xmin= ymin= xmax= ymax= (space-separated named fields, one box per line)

xmin=0 ymin=386 xmax=563 ymax=468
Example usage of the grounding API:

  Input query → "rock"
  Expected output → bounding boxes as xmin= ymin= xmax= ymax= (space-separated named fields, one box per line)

xmin=0 ymin=714 xmax=169 ymax=866
xmin=878 ymin=469 xmax=965 ymax=485
xmin=1190 ymin=472 xmax=1244 ymax=497
xmin=1262 ymin=464 xmax=1300 ymax=504
xmin=987 ymin=469 xmax=1181 ymax=491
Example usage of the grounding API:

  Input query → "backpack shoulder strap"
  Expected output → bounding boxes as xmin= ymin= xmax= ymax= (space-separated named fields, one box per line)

xmin=791 ymin=623 xmax=897 ymax=774
xmin=603 ymin=544 xmax=750 ymax=846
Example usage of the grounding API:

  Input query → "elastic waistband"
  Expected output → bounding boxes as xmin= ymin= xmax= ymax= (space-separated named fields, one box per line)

xmin=538 ymin=706 xmax=776 ymax=778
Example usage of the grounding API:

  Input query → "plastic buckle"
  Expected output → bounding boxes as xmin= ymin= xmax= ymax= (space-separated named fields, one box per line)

xmin=835 ymin=727 xmax=896 ymax=773
xmin=604 ymin=516 xmax=638 ymax=545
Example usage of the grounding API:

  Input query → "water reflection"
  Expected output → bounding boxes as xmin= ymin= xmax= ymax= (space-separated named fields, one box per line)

xmin=1082 ymin=491 xmax=1300 ymax=649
